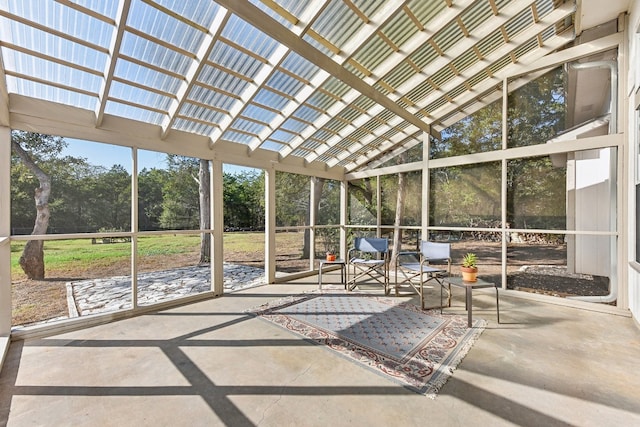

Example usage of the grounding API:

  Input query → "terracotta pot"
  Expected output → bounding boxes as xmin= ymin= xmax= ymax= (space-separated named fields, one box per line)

xmin=326 ymin=253 xmax=336 ymax=261
xmin=461 ymin=266 xmax=478 ymax=282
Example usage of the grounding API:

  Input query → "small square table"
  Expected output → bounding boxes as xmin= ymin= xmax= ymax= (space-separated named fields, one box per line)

xmin=441 ymin=276 xmax=500 ymax=327
xmin=318 ymin=259 xmax=346 ymax=289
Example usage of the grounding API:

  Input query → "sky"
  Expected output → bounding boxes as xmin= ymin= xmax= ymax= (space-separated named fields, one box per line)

xmin=64 ymin=138 xmax=253 ymax=175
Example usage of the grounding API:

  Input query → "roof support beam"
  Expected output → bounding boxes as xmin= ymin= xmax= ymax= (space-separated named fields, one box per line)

xmin=215 ymin=0 xmax=430 ymax=136
xmin=95 ymin=0 xmax=131 ymax=128
xmin=161 ymin=7 xmax=229 ymax=139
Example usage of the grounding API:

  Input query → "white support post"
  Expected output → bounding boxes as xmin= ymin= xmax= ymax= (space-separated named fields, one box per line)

xmin=0 ymin=126 xmax=10 ymax=336
xmin=421 ymin=132 xmax=430 ymax=240
xmin=376 ymin=176 xmax=381 ymax=237
xmin=265 ymin=166 xmax=276 ymax=283
xmin=340 ymin=180 xmax=348 ymax=261
xmin=131 ymin=147 xmax=138 ymax=308
xmin=501 ymin=78 xmax=509 ymax=289
xmin=309 ymin=177 xmax=317 ymax=270
xmin=212 ymin=160 xmax=224 ymax=296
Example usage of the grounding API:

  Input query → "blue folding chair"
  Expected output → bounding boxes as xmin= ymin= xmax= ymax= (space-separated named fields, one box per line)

xmin=347 ymin=237 xmax=390 ymax=294
xmin=395 ymin=241 xmax=451 ymax=309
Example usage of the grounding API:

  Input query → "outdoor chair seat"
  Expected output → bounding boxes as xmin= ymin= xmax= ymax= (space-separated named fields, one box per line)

xmin=347 ymin=237 xmax=390 ymax=294
xmin=395 ymin=241 xmax=452 ymax=309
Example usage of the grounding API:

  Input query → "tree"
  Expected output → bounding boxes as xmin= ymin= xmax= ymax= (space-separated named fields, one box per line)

xmin=11 ymin=131 xmax=66 ymax=279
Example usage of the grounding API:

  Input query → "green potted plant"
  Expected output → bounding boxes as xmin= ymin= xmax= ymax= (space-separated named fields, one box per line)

xmin=461 ymin=252 xmax=478 ymax=282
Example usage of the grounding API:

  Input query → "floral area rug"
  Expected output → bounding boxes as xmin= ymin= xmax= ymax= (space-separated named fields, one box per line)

xmin=247 ymin=292 xmax=485 ymax=398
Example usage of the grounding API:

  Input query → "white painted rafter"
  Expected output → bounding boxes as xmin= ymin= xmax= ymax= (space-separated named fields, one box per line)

xmin=161 ymin=7 xmax=229 ymax=139
xmin=95 ymin=0 xmax=132 ymax=128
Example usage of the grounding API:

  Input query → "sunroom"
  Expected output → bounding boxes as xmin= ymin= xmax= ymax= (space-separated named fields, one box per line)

xmin=1 ymin=0 xmax=640 ymax=424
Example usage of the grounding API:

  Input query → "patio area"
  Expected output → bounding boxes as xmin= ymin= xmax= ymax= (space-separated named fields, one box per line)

xmin=1 ymin=270 xmax=639 ymax=426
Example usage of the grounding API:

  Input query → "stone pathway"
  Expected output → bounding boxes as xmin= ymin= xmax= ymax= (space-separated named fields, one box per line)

xmin=67 ymin=263 xmax=266 ymax=317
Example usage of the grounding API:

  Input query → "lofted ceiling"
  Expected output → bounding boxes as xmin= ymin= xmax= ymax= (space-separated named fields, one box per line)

xmin=0 ymin=0 xmax=586 ymax=173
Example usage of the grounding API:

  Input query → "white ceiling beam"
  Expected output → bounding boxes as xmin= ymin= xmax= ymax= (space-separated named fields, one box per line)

xmin=95 ymin=0 xmax=131 ymax=128
xmin=214 ymin=0 xmax=430 ymax=135
xmin=161 ymin=7 xmax=229 ymax=139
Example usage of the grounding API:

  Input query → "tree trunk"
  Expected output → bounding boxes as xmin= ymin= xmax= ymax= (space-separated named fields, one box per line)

xmin=390 ymin=171 xmax=407 ymax=268
xmin=199 ymin=159 xmax=211 ymax=264
xmin=12 ymin=140 xmax=51 ymax=279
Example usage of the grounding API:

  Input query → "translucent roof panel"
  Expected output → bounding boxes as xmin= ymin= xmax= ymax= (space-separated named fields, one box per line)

xmin=0 ymin=0 xmax=577 ymax=172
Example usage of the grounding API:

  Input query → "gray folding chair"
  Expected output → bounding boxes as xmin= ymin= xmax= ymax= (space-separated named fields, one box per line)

xmin=395 ymin=241 xmax=451 ymax=309
xmin=347 ymin=237 xmax=390 ymax=294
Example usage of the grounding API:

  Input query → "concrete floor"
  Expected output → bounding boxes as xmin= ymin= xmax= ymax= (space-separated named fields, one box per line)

xmin=1 ymin=271 xmax=640 ymax=427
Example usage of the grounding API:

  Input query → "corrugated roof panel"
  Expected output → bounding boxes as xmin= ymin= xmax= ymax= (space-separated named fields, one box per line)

xmin=433 ymin=21 xmax=464 ymax=53
xmin=247 ymin=0 xmax=293 ymax=28
xmin=404 ymin=80 xmax=433 ymax=105
xmin=409 ymin=42 xmax=439 ymax=69
xmin=253 ymin=88 xmax=290 ymax=111
xmin=321 ymin=77 xmax=351 ymax=99
xmin=221 ymin=129 xmax=257 ymax=145
xmin=299 ymin=139 xmax=322 ymax=151
xmin=266 ymin=70 xmax=306 ymax=96
xmin=6 ymin=76 xmax=96 ymax=109
xmin=343 ymin=62 xmax=367 ymax=79
xmin=242 ymin=104 xmax=278 ymax=123
xmin=154 ymin=0 xmax=221 ymax=28
xmin=121 ymin=33 xmax=192 ymax=76
xmin=231 ymin=118 xmax=265 ymax=135
xmin=461 ymin=0 xmax=493 ymax=34
xmin=306 ymin=90 xmax=339 ymax=111
xmin=281 ymin=52 xmax=320 ymax=81
xmin=115 ymin=59 xmax=182 ymax=94
xmin=381 ymin=61 xmax=419 ymax=90
xmin=260 ymin=140 xmax=285 ymax=151
xmin=489 ymin=54 xmax=512 ymax=75
xmin=408 ymin=0 xmax=447 ymax=27
xmin=382 ymin=10 xmax=420 ymax=49
xmin=105 ymin=100 xmax=165 ymax=124
xmin=476 ymin=30 xmax=504 ymax=58
xmin=69 ymin=0 xmax=119 ymax=20
xmin=535 ymin=0 xmax=555 ymax=17
xmin=110 ymin=80 xmax=173 ymax=111
xmin=323 ymin=119 xmax=348 ymax=134
xmin=8 ymin=0 xmax=112 ymax=48
xmin=2 ymin=18 xmax=106 ymax=72
xmin=505 ymin=7 xmax=534 ymax=39
xmin=452 ymin=49 xmax=478 ymax=75
xmin=352 ymin=0 xmax=387 ymax=17
xmin=188 ymin=86 xmax=236 ymax=111
xmin=128 ymin=0 xmax=206 ymax=54
xmin=312 ymin=0 xmax=363 ymax=47
xmin=351 ymin=36 xmax=394 ymax=73
xmin=180 ymin=103 xmax=226 ymax=124
xmin=198 ymin=64 xmax=252 ymax=95
xmin=431 ymin=65 xmax=455 ymax=89
xmin=172 ymin=118 xmax=217 ymax=136
xmin=270 ymin=129 xmax=296 ymax=144
xmin=222 ymin=14 xmax=279 ymax=58
xmin=209 ymin=42 xmax=265 ymax=80
xmin=514 ymin=36 xmax=540 ymax=60
xmin=294 ymin=104 xmax=324 ymax=123
xmin=353 ymin=96 xmax=376 ymax=111
xmin=4 ymin=48 xmax=101 ymax=95
xmin=263 ymin=0 xmax=312 ymax=21
xmin=281 ymin=117 xmax=307 ymax=134
xmin=449 ymin=84 xmax=466 ymax=100
xmin=338 ymin=106 xmax=362 ymax=124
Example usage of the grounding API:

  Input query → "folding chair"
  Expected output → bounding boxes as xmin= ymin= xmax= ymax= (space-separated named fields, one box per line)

xmin=395 ymin=241 xmax=452 ymax=309
xmin=347 ymin=237 xmax=390 ymax=294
